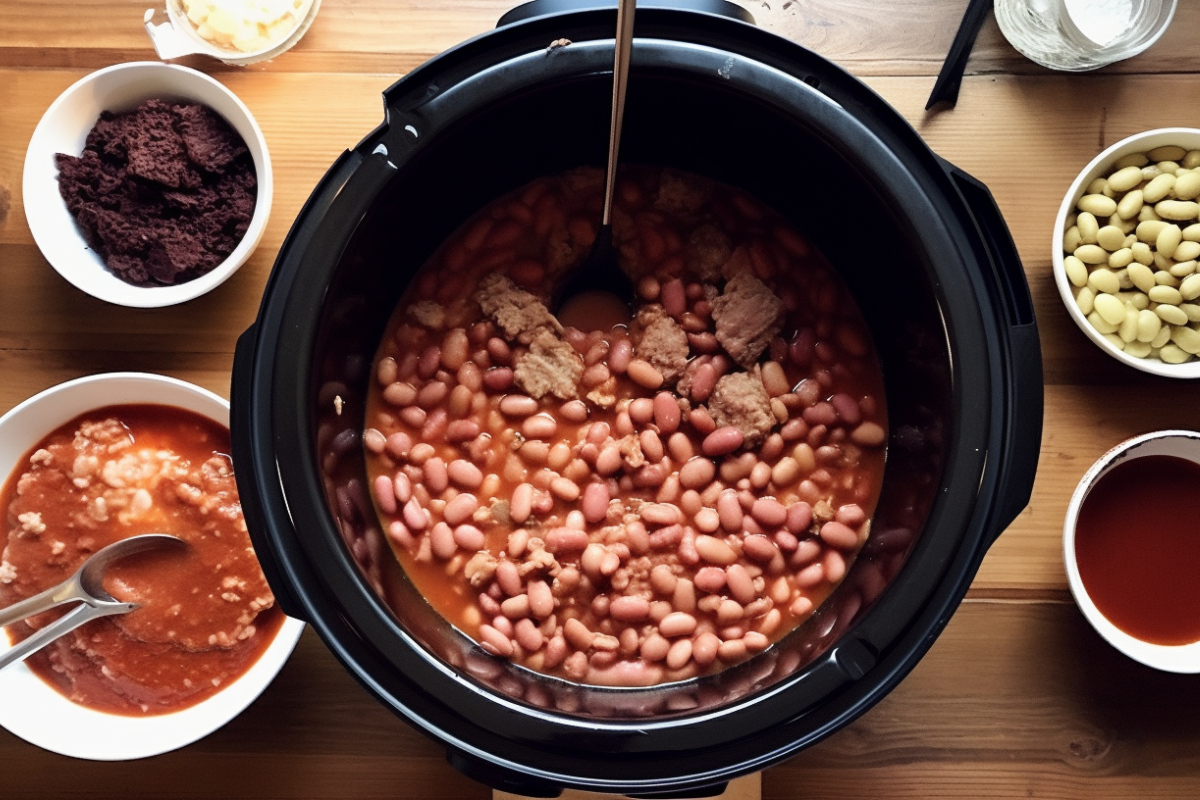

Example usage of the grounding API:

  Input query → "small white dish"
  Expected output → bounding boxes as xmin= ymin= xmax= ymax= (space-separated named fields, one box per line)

xmin=1052 ymin=127 xmax=1200 ymax=378
xmin=22 ymin=62 xmax=272 ymax=309
xmin=1063 ymin=429 xmax=1200 ymax=673
xmin=0 ymin=373 xmax=304 ymax=760
xmin=144 ymin=0 xmax=322 ymax=66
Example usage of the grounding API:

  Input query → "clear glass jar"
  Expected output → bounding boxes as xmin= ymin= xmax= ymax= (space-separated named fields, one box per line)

xmin=994 ymin=0 xmax=1177 ymax=71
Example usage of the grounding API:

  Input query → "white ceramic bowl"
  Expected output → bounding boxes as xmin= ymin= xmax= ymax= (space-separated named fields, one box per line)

xmin=1052 ymin=127 xmax=1200 ymax=378
xmin=1063 ymin=430 xmax=1200 ymax=673
xmin=144 ymin=0 xmax=321 ymax=66
xmin=22 ymin=62 xmax=272 ymax=308
xmin=0 ymin=373 xmax=304 ymax=759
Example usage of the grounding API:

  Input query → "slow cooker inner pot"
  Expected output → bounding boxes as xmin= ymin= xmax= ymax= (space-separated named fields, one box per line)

xmin=312 ymin=68 xmax=953 ymax=721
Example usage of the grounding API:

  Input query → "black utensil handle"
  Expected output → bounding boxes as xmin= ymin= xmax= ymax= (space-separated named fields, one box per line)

xmin=926 ymin=0 xmax=992 ymax=110
xmin=945 ymin=164 xmax=1044 ymax=545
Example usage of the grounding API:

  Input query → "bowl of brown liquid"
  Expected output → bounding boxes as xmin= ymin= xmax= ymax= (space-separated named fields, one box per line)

xmin=1064 ymin=429 xmax=1200 ymax=672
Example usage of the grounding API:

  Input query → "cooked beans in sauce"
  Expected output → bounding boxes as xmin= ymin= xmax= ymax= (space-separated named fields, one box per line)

xmin=363 ymin=167 xmax=887 ymax=686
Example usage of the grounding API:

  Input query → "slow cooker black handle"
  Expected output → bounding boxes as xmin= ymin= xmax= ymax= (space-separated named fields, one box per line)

xmin=231 ymin=322 xmax=309 ymax=620
xmin=942 ymin=161 xmax=1044 ymax=545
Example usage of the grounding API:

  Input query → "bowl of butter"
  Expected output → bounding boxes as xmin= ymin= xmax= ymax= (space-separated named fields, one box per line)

xmin=144 ymin=0 xmax=320 ymax=66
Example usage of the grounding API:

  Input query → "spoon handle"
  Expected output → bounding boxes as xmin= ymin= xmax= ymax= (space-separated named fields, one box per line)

xmin=601 ymin=0 xmax=636 ymax=227
xmin=0 ymin=601 xmax=134 ymax=672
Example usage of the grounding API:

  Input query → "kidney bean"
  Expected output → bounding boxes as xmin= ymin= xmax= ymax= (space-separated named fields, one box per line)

xmin=513 ymin=618 xmax=545 ymax=652
xmin=595 ymin=445 xmax=622 ymax=476
xmin=372 ymin=474 xmax=397 ymax=514
xmin=632 ymin=464 xmax=668 ymax=488
xmin=784 ymin=502 xmax=813 ymax=535
xmin=750 ymin=497 xmax=788 ymax=528
xmin=716 ymin=490 xmax=744 ymax=532
xmin=792 ymin=443 xmax=817 ymax=473
xmin=794 ymin=561 xmax=825 ymax=588
xmin=659 ymin=278 xmax=686 ymax=317
xmin=823 ymin=549 xmax=847 ymax=583
xmin=564 ymin=618 xmax=596 ymax=650
xmin=383 ymin=381 xmax=418 ymax=407
xmin=714 ymin=598 xmax=743 ymax=626
xmin=638 ymin=503 xmax=680 ymax=527
xmin=663 ymin=638 xmax=691 ymax=671
xmin=497 ymin=394 xmax=535 ymax=417
xmin=835 ymin=504 xmax=867 ymax=528
xmin=639 ymin=430 xmax=665 ymax=463
xmin=430 ymin=522 xmax=457 ymax=560
xmin=703 ymin=426 xmax=744 ymax=456
xmin=479 ymin=624 xmax=514 ymax=657
xmin=387 ymin=520 xmax=415 ymax=550
xmin=546 ymin=476 xmax=577 ymax=501
xmin=545 ymin=527 xmax=589 ymax=553
xmin=689 ymin=507 xmax=717 ymax=534
xmin=749 ymin=462 xmax=772 ymax=490
xmin=689 ymin=363 xmax=718 ymax=402
xmin=629 ymin=398 xmax=654 ymax=426
xmin=694 ymin=566 xmax=727 ymax=594
xmin=610 ymin=595 xmax=651 ymax=623
xmin=739 ymin=534 xmax=775 ymax=563
xmin=578 ymin=482 xmax=609 ymax=524
xmin=402 ymin=498 xmax=430 ymax=531
xmin=501 ymin=592 xmax=531 ymax=620
xmin=770 ymin=457 xmax=801 ymax=487
xmin=659 ymin=611 xmax=698 ymax=638
xmin=641 ymin=632 xmax=670 ymax=662
xmin=773 ymin=530 xmax=798 ymax=553
xmin=694 ymin=535 xmax=738 ymax=565
xmin=666 ymin=432 xmax=694 ymax=463
xmin=420 ymin=457 xmax=447 ymax=494
xmin=420 ymin=408 xmax=448 ymax=442
xmin=447 ymin=459 xmax=484 ymax=489
xmin=450 ymin=523 xmax=484 ymax=551
xmin=560 ymin=400 xmax=589 ymax=423
xmin=527 ymin=580 xmax=554 ymax=619
xmin=803 ymin=402 xmax=838 ymax=427
xmin=443 ymin=419 xmax=479 ymax=443
xmin=615 ymin=410 xmax=635 ymax=437
xmin=650 ymin=564 xmax=678 ymax=596
xmin=390 ymin=471 xmax=413 ymax=504
xmin=851 ymin=421 xmax=887 ymax=447
xmin=627 ymin=359 xmax=664 ymax=390
xmin=439 ymin=493 xmax=476 ymax=526
xmin=724 ymin=564 xmax=756 ymax=605
xmin=482 ymin=367 xmax=514 ymax=392
xmin=521 ymin=414 xmax=557 ymax=439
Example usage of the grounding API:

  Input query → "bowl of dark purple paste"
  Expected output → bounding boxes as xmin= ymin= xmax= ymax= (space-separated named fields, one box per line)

xmin=22 ymin=62 xmax=272 ymax=308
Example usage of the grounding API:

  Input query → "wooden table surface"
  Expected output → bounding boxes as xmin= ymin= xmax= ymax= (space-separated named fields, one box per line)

xmin=4 ymin=1 xmax=1200 ymax=797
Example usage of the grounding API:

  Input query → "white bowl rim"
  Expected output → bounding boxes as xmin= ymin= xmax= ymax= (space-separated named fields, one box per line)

xmin=160 ymin=0 xmax=322 ymax=65
xmin=0 ymin=372 xmax=303 ymax=759
xmin=1063 ymin=429 xmax=1200 ymax=672
xmin=1052 ymin=127 xmax=1200 ymax=379
xmin=21 ymin=61 xmax=273 ymax=309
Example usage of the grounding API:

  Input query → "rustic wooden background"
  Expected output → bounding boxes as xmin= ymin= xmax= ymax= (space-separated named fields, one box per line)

xmin=3 ymin=1 xmax=1200 ymax=797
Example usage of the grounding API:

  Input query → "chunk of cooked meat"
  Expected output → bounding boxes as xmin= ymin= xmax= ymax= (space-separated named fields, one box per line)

xmin=633 ymin=304 xmax=690 ymax=384
xmin=475 ymin=273 xmax=561 ymax=342
xmin=514 ymin=329 xmax=584 ymax=400
xmin=706 ymin=368 xmax=775 ymax=448
xmin=711 ymin=269 xmax=784 ymax=369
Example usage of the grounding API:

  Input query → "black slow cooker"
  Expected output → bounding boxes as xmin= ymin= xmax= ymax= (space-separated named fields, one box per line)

xmin=231 ymin=1 xmax=1043 ymax=795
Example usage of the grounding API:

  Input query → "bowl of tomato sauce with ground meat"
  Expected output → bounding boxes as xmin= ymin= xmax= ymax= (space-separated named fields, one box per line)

xmin=0 ymin=372 xmax=304 ymax=760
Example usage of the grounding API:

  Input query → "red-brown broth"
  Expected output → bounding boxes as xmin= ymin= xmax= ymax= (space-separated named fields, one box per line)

xmin=0 ymin=404 xmax=282 ymax=715
xmin=363 ymin=166 xmax=887 ymax=686
xmin=1075 ymin=453 xmax=1200 ymax=646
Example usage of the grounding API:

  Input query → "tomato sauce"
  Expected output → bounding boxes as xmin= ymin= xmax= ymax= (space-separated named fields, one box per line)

xmin=0 ymin=405 xmax=282 ymax=715
xmin=1074 ymin=454 xmax=1200 ymax=646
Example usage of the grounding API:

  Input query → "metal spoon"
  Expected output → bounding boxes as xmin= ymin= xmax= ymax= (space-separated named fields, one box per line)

xmin=0 ymin=533 xmax=186 ymax=671
xmin=554 ymin=0 xmax=637 ymax=327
